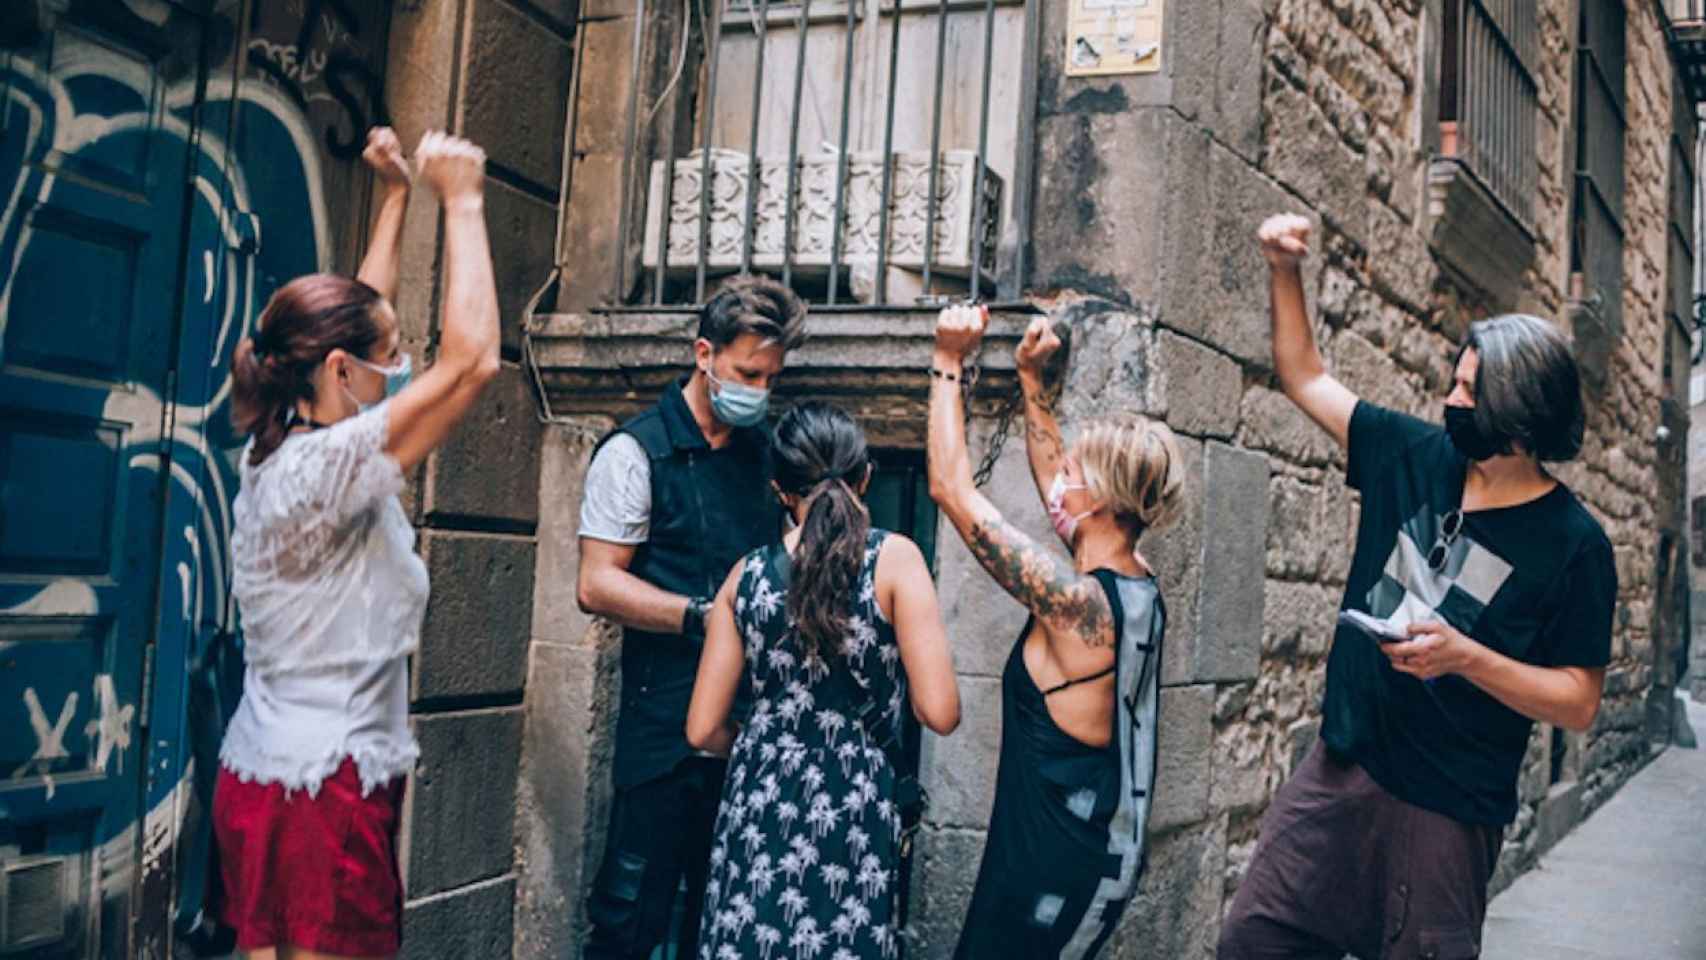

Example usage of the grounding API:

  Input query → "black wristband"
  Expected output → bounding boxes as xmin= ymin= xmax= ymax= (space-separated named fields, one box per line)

xmin=681 ymin=596 xmax=712 ymax=638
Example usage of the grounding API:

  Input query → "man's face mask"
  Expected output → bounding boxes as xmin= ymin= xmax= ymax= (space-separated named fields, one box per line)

xmin=703 ymin=353 xmax=771 ymax=428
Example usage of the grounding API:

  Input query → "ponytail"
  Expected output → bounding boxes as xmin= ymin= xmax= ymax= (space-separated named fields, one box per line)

xmin=230 ymin=335 xmax=296 ymax=466
xmin=230 ymin=274 xmax=384 ymax=466
xmin=771 ymin=402 xmax=873 ymax=665
xmin=787 ymin=474 xmax=870 ymax=663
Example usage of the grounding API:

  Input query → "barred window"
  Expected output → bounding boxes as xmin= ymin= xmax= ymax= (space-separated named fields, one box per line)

xmin=557 ymin=0 xmax=1036 ymax=312
xmin=1439 ymin=0 xmax=1540 ymax=231
xmin=1570 ymin=0 xmax=1627 ymax=334
xmin=1667 ymin=64 xmax=1695 ymax=348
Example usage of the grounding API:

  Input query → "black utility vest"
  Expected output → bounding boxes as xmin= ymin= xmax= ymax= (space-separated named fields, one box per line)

xmin=603 ymin=378 xmax=780 ymax=789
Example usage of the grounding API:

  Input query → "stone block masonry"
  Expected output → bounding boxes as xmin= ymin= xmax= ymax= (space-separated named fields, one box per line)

xmin=501 ymin=0 xmax=1692 ymax=957
xmin=378 ymin=0 xmax=564 ymax=953
xmin=982 ymin=0 xmax=1685 ymax=953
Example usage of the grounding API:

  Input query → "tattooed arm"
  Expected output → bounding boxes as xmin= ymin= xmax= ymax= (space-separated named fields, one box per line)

xmin=1014 ymin=317 xmax=1068 ymax=539
xmin=927 ymin=306 xmax=1115 ymax=651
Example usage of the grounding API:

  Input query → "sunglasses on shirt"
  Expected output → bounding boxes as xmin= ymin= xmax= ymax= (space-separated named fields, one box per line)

xmin=1427 ymin=509 xmax=1464 ymax=575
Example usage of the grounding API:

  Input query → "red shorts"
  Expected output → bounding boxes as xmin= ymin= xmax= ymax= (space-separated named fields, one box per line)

xmin=213 ymin=757 xmax=406 ymax=957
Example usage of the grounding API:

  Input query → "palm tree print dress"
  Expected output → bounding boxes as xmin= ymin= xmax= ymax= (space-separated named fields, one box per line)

xmin=698 ymin=529 xmax=907 ymax=960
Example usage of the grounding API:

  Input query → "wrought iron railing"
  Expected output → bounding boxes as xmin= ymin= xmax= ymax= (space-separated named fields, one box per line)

xmin=1441 ymin=0 xmax=1539 ymax=232
xmin=567 ymin=0 xmax=1037 ymax=313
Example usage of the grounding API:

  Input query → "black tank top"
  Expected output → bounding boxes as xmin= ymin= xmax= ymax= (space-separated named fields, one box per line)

xmin=954 ymin=568 xmax=1166 ymax=960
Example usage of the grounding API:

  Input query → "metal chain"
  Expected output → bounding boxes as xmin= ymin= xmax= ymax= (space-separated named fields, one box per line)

xmin=930 ymin=296 xmax=1029 ymax=489
xmin=972 ymin=375 xmax=1024 ymax=488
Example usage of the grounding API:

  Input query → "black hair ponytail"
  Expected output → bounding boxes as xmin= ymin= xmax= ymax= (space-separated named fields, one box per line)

xmin=773 ymin=402 xmax=871 ymax=663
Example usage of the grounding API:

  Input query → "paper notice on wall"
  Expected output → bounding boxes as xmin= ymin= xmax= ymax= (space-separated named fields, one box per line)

xmin=1065 ymin=0 xmax=1164 ymax=77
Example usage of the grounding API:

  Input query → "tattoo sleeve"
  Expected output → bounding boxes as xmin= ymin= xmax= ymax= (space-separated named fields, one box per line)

xmin=966 ymin=510 xmax=1114 ymax=646
xmin=1024 ymin=418 xmax=1064 ymax=460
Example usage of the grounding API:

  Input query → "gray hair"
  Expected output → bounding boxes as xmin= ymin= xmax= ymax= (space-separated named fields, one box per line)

xmin=1460 ymin=314 xmax=1584 ymax=462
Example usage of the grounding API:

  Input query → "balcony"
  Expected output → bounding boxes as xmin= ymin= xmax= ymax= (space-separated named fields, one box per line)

xmin=642 ymin=148 xmax=1002 ymax=302
xmin=553 ymin=0 xmax=1037 ymax=312
xmin=1664 ymin=0 xmax=1706 ymax=101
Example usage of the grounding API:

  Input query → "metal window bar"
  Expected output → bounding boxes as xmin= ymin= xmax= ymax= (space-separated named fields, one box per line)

xmin=922 ymin=0 xmax=951 ymax=293
xmin=825 ymin=0 xmax=858 ymax=304
xmin=968 ymin=0 xmax=997 ymax=301
xmin=740 ymin=0 xmax=770 ymax=276
xmin=780 ymin=0 xmax=813 ymax=289
xmin=1454 ymin=0 xmax=1539 ymax=231
xmin=874 ymin=0 xmax=905 ymax=304
xmin=613 ymin=0 xmax=650 ymax=304
xmin=695 ymin=0 xmax=728 ymax=303
xmin=653 ymin=2 xmax=690 ymax=305
xmin=592 ymin=0 xmax=1032 ymax=311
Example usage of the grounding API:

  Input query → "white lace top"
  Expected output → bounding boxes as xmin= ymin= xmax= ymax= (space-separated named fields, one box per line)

xmin=220 ymin=402 xmax=428 ymax=796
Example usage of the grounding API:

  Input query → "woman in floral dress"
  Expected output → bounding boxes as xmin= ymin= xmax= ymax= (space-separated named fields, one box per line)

xmin=687 ymin=402 xmax=960 ymax=960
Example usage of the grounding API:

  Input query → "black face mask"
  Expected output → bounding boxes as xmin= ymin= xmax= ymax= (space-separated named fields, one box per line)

xmin=1444 ymin=404 xmax=1505 ymax=461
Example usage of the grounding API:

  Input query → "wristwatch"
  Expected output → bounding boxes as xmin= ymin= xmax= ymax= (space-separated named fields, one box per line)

xmin=681 ymin=595 xmax=714 ymax=638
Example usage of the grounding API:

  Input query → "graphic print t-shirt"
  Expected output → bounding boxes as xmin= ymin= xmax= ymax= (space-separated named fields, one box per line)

xmin=1321 ymin=402 xmax=1616 ymax=826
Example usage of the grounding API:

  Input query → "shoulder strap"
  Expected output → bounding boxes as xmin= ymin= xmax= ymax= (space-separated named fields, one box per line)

xmin=1090 ymin=569 xmax=1126 ymax=646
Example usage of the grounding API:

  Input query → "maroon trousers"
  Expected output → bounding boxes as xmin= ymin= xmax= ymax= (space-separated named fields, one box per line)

xmin=1218 ymin=742 xmax=1503 ymax=960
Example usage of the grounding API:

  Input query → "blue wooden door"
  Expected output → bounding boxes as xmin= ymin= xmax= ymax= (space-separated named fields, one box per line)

xmin=0 ymin=5 xmax=205 ymax=956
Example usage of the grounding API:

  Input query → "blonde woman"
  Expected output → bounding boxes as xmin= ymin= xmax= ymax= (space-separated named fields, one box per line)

xmin=927 ymin=306 xmax=1182 ymax=959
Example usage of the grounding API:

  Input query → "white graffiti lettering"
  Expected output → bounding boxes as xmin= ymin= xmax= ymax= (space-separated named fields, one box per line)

xmin=246 ymin=38 xmax=333 ymax=104
xmin=85 ymin=674 xmax=136 ymax=774
xmin=13 ymin=687 xmax=78 ymax=799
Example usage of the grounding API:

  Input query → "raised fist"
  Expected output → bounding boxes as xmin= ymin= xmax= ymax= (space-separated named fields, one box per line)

xmin=933 ymin=303 xmax=988 ymax=364
xmin=362 ymin=127 xmax=411 ymax=188
xmin=1257 ymin=213 xmax=1311 ymax=270
xmin=1015 ymin=315 xmax=1062 ymax=378
xmin=414 ymin=130 xmax=486 ymax=204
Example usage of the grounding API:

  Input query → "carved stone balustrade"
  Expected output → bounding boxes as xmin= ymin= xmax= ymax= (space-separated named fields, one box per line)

xmin=641 ymin=149 xmax=1003 ymax=288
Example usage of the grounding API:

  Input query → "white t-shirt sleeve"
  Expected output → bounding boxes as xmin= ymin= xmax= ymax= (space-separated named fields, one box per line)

xmin=579 ymin=432 xmax=652 ymax=544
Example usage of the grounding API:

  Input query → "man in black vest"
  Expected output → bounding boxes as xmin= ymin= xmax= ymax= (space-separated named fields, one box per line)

xmin=577 ymin=275 xmax=806 ymax=960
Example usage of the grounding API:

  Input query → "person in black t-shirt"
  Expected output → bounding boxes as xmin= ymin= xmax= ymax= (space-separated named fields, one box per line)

xmin=1218 ymin=215 xmax=1616 ymax=960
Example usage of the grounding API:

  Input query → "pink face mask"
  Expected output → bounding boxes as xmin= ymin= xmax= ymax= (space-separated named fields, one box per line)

xmin=1047 ymin=472 xmax=1093 ymax=543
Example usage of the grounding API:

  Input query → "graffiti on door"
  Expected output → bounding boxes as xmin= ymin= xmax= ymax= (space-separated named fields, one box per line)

xmin=0 ymin=0 xmax=388 ymax=954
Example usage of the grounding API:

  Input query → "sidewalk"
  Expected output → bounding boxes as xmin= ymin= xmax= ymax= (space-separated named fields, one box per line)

xmin=1480 ymin=693 xmax=1706 ymax=960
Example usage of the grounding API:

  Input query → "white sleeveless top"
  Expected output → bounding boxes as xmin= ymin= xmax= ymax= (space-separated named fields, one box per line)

xmin=219 ymin=402 xmax=429 ymax=796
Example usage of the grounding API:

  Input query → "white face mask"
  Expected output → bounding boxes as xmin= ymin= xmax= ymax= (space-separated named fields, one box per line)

xmin=1047 ymin=471 xmax=1093 ymax=543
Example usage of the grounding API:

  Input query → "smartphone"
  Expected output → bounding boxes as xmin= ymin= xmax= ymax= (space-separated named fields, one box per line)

xmin=1338 ymin=609 xmax=1407 ymax=644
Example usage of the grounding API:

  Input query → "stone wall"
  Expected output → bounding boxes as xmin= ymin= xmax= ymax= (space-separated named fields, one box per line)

xmin=379 ymin=0 xmax=568 ymax=954
xmin=1011 ymin=0 xmax=1688 ymax=952
xmin=508 ymin=0 xmax=1691 ymax=958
